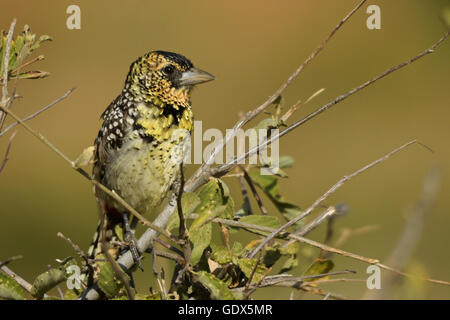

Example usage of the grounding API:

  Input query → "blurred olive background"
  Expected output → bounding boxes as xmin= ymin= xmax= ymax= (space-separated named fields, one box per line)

xmin=1 ymin=0 xmax=449 ymax=299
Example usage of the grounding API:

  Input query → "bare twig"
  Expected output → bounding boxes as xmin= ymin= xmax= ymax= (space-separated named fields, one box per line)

xmin=204 ymin=215 xmax=450 ymax=286
xmin=217 ymin=32 xmax=450 ymax=172
xmin=0 ymin=130 xmax=17 ymax=174
xmin=56 ymin=232 xmax=91 ymax=264
xmin=200 ymin=0 xmax=367 ymax=170
xmin=9 ymin=55 xmax=45 ymax=76
xmin=281 ymin=203 xmax=348 ymax=249
xmin=0 ymin=255 xmax=23 ymax=268
xmin=0 ymin=88 xmax=76 ymax=137
xmin=249 ymin=140 xmax=421 ymax=258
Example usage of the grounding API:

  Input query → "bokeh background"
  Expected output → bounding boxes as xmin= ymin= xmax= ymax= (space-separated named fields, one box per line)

xmin=0 ymin=0 xmax=449 ymax=299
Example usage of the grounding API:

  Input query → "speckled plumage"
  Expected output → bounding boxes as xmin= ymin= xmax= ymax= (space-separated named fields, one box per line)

xmin=86 ymin=51 xmax=214 ymax=275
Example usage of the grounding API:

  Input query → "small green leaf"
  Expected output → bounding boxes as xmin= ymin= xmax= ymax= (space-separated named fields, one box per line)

xmin=211 ymin=245 xmax=232 ymax=264
xmin=442 ymin=5 xmax=450 ymax=28
xmin=280 ymin=255 xmax=298 ymax=274
xmin=189 ymin=223 xmax=212 ymax=266
xmin=97 ymin=255 xmax=124 ymax=299
xmin=279 ymin=242 xmax=300 ymax=256
xmin=263 ymin=247 xmax=282 ymax=267
xmin=231 ymin=242 xmax=244 ymax=257
xmin=237 ymin=258 xmax=267 ymax=283
xmin=195 ymin=179 xmax=234 ymax=220
xmin=194 ymin=271 xmax=235 ymax=300
xmin=114 ymin=224 xmax=124 ymax=242
xmin=31 ymin=268 xmax=66 ymax=299
xmin=249 ymin=169 xmax=303 ymax=228
xmin=254 ymin=118 xmax=278 ymax=131
xmin=74 ymin=146 xmax=95 ymax=167
xmin=302 ymin=259 xmax=334 ymax=281
xmin=64 ymin=289 xmax=79 ymax=300
xmin=0 ymin=273 xmax=26 ymax=300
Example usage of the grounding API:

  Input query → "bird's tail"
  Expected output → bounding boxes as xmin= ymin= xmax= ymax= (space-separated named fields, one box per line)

xmin=82 ymin=208 xmax=124 ymax=285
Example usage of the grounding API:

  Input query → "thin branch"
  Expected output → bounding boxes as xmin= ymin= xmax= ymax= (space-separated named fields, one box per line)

xmin=1 ymin=19 xmax=16 ymax=105
xmin=0 ymin=88 xmax=76 ymax=137
xmin=56 ymin=232 xmax=91 ymax=265
xmin=0 ymin=255 xmax=23 ymax=268
xmin=200 ymin=0 xmax=366 ymax=170
xmin=217 ymin=31 xmax=450 ymax=172
xmin=204 ymin=216 xmax=450 ymax=286
xmin=281 ymin=203 xmax=348 ymax=249
xmin=0 ymin=130 xmax=17 ymax=174
xmin=249 ymin=140 xmax=421 ymax=259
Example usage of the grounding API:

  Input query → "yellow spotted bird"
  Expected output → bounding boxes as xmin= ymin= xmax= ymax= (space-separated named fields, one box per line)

xmin=86 ymin=51 xmax=214 ymax=280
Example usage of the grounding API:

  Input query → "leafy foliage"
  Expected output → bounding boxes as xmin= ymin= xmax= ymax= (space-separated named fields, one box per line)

xmin=0 ymin=25 xmax=51 ymax=81
xmin=0 ymin=273 xmax=26 ymax=300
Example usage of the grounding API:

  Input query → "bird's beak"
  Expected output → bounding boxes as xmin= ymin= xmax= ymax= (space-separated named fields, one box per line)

xmin=178 ymin=67 xmax=215 ymax=86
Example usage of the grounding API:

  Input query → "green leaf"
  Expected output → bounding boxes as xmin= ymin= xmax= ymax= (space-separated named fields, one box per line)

xmin=237 ymin=258 xmax=267 ymax=283
xmin=97 ymin=255 xmax=125 ymax=299
xmin=254 ymin=118 xmax=278 ymax=131
xmin=211 ymin=245 xmax=233 ymax=264
xmin=194 ymin=271 xmax=235 ymax=300
xmin=64 ymin=289 xmax=79 ymax=300
xmin=0 ymin=273 xmax=26 ymax=300
xmin=302 ymin=259 xmax=334 ymax=281
xmin=0 ymin=25 xmax=51 ymax=82
xmin=9 ymin=70 xmax=50 ymax=80
xmin=231 ymin=242 xmax=244 ymax=257
xmin=279 ymin=242 xmax=300 ymax=256
xmin=189 ymin=222 xmax=212 ymax=266
xmin=278 ymin=155 xmax=294 ymax=168
xmin=238 ymin=215 xmax=281 ymax=236
xmin=263 ymin=247 xmax=282 ymax=267
xmin=195 ymin=178 xmax=234 ymax=219
xmin=31 ymin=268 xmax=66 ymax=299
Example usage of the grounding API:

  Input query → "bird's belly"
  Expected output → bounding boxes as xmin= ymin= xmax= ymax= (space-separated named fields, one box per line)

xmin=103 ymin=138 xmax=182 ymax=214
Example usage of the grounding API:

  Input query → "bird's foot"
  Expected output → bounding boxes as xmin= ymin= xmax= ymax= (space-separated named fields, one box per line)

xmin=122 ymin=212 xmax=144 ymax=271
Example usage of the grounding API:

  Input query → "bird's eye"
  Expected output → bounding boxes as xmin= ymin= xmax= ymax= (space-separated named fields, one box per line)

xmin=162 ymin=65 xmax=175 ymax=75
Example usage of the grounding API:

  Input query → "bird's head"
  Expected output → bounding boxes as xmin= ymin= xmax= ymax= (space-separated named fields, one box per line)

xmin=125 ymin=50 xmax=215 ymax=107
